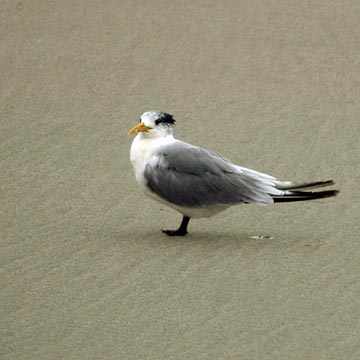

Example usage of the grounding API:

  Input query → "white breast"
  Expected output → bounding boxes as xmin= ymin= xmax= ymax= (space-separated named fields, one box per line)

xmin=130 ymin=134 xmax=175 ymax=186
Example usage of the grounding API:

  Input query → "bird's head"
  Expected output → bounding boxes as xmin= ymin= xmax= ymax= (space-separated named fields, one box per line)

xmin=128 ymin=111 xmax=175 ymax=138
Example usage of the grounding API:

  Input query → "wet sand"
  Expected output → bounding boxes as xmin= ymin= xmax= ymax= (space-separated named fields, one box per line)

xmin=1 ymin=1 xmax=359 ymax=359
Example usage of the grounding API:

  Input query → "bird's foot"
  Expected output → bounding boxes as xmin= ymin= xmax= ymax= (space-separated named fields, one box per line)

xmin=162 ymin=229 xmax=188 ymax=236
xmin=162 ymin=216 xmax=190 ymax=236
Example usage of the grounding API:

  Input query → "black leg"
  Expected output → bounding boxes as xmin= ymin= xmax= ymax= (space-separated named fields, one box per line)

xmin=162 ymin=216 xmax=190 ymax=236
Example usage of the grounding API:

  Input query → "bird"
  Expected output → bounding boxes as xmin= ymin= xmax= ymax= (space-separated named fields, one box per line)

xmin=128 ymin=111 xmax=339 ymax=236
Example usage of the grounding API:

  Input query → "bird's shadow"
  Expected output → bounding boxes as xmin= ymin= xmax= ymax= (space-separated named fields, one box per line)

xmin=119 ymin=227 xmax=285 ymax=249
xmin=93 ymin=217 xmax=323 ymax=253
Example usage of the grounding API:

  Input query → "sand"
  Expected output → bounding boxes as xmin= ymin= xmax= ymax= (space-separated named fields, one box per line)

xmin=1 ymin=1 xmax=360 ymax=359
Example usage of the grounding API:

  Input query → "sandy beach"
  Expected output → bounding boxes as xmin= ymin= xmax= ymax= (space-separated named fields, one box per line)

xmin=1 ymin=1 xmax=359 ymax=359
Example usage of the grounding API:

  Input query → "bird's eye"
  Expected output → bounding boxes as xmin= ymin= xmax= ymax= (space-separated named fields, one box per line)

xmin=139 ymin=119 xmax=142 ymax=123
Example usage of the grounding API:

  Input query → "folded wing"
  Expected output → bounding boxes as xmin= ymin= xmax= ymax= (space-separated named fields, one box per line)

xmin=143 ymin=141 xmax=284 ymax=207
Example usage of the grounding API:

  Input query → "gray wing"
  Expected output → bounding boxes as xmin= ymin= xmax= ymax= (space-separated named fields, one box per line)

xmin=143 ymin=141 xmax=281 ymax=207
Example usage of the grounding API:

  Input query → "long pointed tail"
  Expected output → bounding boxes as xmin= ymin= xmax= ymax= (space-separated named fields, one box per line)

xmin=272 ymin=180 xmax=339 ymax=203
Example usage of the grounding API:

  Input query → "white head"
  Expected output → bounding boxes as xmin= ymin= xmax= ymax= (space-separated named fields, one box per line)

xmin=128 ymin=111 xmax=175 ymax=138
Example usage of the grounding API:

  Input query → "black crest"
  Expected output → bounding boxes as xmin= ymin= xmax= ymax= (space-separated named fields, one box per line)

xmin=155 ymin=112 xmax=176 ymax=126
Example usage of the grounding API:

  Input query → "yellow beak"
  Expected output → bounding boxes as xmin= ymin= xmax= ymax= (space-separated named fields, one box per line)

xmin=128 ymin=122 xmax=152 ymax=135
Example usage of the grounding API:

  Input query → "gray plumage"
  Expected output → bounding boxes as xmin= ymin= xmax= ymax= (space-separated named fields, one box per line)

xmin=143 ymin=140 xmax=282 ymax=207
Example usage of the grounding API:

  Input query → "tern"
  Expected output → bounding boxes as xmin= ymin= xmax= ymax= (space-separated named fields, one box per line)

xmin=128 ymin=111 xmax=338 ymax=236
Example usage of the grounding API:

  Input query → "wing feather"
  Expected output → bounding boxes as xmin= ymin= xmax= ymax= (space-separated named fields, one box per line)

xmin=143 ymin=141 xmax=283 ymax=207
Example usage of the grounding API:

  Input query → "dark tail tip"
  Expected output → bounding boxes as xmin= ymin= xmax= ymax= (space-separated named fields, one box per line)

xmin=273 ymin=189 xmax=339 ymax=203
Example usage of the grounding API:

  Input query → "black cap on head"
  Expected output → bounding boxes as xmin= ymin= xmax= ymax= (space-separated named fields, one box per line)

xmin=155 ymin=112 xmax=175 ymax=126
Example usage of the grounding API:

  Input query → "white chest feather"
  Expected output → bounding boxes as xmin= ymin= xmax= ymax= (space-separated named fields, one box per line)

xmin=130 ymin=134 xmax=174 ymax=186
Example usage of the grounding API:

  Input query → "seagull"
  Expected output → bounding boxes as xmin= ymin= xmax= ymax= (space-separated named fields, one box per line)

xmin=128 ymin=111 xmax=338 ymax=236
